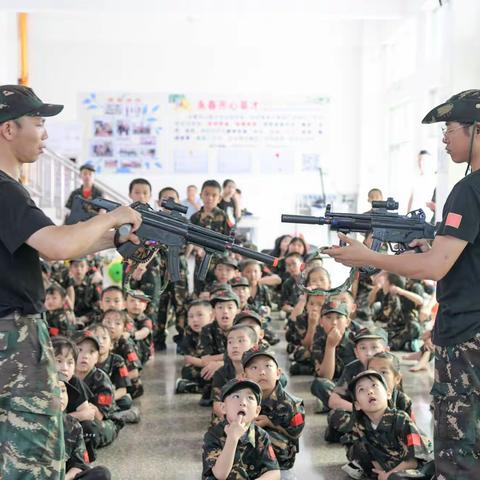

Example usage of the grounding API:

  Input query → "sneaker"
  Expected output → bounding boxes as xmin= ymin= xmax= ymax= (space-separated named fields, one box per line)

xmin=111 ymin=406 xmax=141 ymax=424
xmin=341 ymin=461 xmax=365 ymax=480
xmin=314 ymin=398 xmax=329 ymax=414
xmin=175 ymin=378 xmax=200 ymax=394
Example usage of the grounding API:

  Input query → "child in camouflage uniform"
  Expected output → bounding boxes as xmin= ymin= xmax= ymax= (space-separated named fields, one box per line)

xmin=202 ymin=378 xmax=280 ymax=480
xmin=70 ymin=258 xmax=101 ymax=325
xmin=310 ymin=299 xmax=356 ymax=413
xmin=58 ymin=375 xmax=112 ymax=480
xmin=211 ymin=325 xmax=258 ymax=422
xmin=343 ymin=370 xmax=432 ymax=479
xmin=243 ymin=350 xmax=305 ymax=472
xmin=176 ymin=300 xmax=213 ymax=394
xmin=45 ymin=283 xmax=76 ymax=337
xmin=102 ymin=309 xmax=144 ymax=399
xmin=73 ymin=332 xmax=123 ymax=450
xmin=280 ymin=253 xmax=303 ymax=316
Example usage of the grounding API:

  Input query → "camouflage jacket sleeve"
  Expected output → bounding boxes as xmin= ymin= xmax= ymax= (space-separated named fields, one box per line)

xmin=110 ymin=354 xmax=132 ymax=389
xmin=64 ymin=414 xmax=89 ymax=472
xmin=395 ymin=411 xmax=432 ymax=464
xmin=271 ymin=394 xmax=306 ymax=440
xmin=333 ymin=361 xmax=364 ymax=398
xmin=255 ymin=426 xmax=281 ymax=474
xmin=311 ymin=327 xmax=327 ymax=364
xmin=202 ymin=426 xmax=225 ymax=479
xmin=118 ymin=338 xmax=142 ymax=371
xmin=211 ymin=367 xmax=228 ymax=403
xmin=91 ymin=370 xmax=117 ymax=418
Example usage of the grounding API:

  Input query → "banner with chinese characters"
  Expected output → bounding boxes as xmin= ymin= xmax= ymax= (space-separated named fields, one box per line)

xmin=79 ymin=92 xmax=330 ymax=174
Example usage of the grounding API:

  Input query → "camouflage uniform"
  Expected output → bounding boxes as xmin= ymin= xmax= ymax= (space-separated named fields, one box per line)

xmin=177 ymin=326 xmax=205 ymax=388
xmin=344 ymin=408 xmax=432 ymax=476
xmin=285 ymin=312 xmax=308 ymax=354
xmin=212 ymin=358 xmax=238 ymax=403
xmin=0 ymin=313 xmax=65 ymax=479
xmin=112 ymin=336 xmax=143 ymax=399
xmin=73 ymin=278 xmax=101 ymax=321
xmin=431 ymin=333 xmax=480 ymax=479
xmin=259 ymin=382 xmax=305 ymax=470
xmin=198 ymin=321 xmax=229 ymax=357
xmin=82 ymin=367 xmax=122 ymax=449
xmin=202 ymin=421 xmax=280 ymax=479
xmin=46 ymin=308 xmax=75 ymax=337
xmin=281 ymin=276 xmax=302 ymax=310
xmin=96 ymin=353 xmax=132 ymax=411
xmin=310 ymin=327 xmax=356 ymax=408
xmin=190 ymin=206 xmax=231 ymax=294
xmin=130 ymin=312 xmax=154 ymax=365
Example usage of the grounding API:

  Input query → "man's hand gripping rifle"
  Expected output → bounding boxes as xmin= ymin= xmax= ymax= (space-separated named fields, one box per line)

xmin=69 ymin=196 xmax=278 ymax=282
xmin=281 ymin=198 xmax=435 ymax=294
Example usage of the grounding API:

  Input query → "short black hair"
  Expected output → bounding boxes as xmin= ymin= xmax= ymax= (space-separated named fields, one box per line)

xmin=240 ymin=259 xmax=261 ymax=272
xmin=46 ymin=283 xmax=67 ymax=298
xmin=129 ymin=178 xmax=152 ymax=194
xmin=222 ymin=179 xmax=235 ymax=188
xmin=187 ymin=299 xmax=212 ymax=312
xmin=102 ymin=309 xmax=129 ymax=326
xmin=305 ymin=266 xmax=330 ymax=286
xmin=288 ymin=237 xmax=307 ymax=255
xmin=87 ymin=323 xmax=111 ymax=339
xmin=368 ymin=187 xmax=383 ymax=197
xmin=201 ymin=180 xmax=221 ymax=193
xmin=101 ymin=285 xmax=124 ymax=299
xmin=285 ymin=251 xmax=303 ymax=262
xmin=228 ymin=324 xmax=258 ymax=344
xmin=158 ymin=186 xmax=179 ymax=201
xmin=52 ymin=336 xmax=78 ymax=361
xmin=419 ymin=150 xmax=430 ymax=156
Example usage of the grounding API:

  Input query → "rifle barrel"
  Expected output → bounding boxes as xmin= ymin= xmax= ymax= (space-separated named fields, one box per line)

xmin=281 ymin=214 xmax=328 ymax=225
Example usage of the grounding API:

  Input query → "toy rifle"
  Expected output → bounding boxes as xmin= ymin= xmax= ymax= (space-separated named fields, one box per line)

xmin=67 ymin=196 xmax=278 ymax=282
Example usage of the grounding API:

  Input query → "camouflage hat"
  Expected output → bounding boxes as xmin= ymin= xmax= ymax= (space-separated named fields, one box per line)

xmin=215 ymin=255 xmax=239 ymax=269
xmin=126 ymin=289 xmax=151 ymax=303
xmin=234 ymin=310 xmax=263 ymax=327
xmin=70 ymin=257 xmax=88 ymax=264
xmin=242 ymin=348 xmax=279 ymax=369
xmin=0 ymin=85 xmax=63 ymax=123
xmin=422 ymin=89 xmax=480 ymax=124
xmin=72 ymin=330 xmax=100 ymax=351
xmin=229 ymin=276 xmax=250 ymax=288
xmin=321 ymin=299 xmax=349 ymax=317
xmin=352 ymin=327 xmax=388 ymax=345
xmin=210 ymin=288 xmax=240 ymax=308
xmin=79 ymin=163 xmax=96 ymax=172
xmin=208 ymin=282 xmax=233 ymax=295
xmin=348 ymin=369 xmax=388 ymax=400
xmin=221 ymin=378 xmax=262 ymax=404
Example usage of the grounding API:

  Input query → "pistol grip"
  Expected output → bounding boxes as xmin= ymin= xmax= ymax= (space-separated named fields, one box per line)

xmin=117 ymin=241 xmax=139 ymax=259
xmin=167 ymin=247 xmax=181 ymax=282
xmin=198 ymin=254 xmax=212 ymax=281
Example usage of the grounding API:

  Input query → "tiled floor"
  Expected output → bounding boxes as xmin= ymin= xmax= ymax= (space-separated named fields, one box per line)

xmin=96 ymin=319 xmax=434 ymax=479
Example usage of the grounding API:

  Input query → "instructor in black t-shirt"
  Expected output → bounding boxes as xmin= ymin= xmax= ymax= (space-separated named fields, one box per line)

xmin=325 ymin=90 xmax=480 ymax=480
xmin=0 ymin=85 xmax=141 ymax=479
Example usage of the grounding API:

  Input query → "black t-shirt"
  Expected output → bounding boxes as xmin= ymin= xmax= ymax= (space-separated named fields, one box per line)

xmin=0 ymin=170 xmax=54 ymax=316
xmin=66 ymin=375 xmax=92 ymax=413
xmin=434 ymin=169 xmax=480 ymax=346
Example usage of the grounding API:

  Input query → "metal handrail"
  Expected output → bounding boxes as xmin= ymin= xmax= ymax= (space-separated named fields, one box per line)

xmin=24 ymin=147 xmax=129 ymax=223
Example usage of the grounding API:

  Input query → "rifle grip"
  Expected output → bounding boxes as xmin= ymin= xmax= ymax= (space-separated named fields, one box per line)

xmin=167 ymin=247 xmax=181 ymax=282
xmin=198 ymin=254 xmax=212 ymax=281
xmin=117 ymin=241 xmax=139 ymax=259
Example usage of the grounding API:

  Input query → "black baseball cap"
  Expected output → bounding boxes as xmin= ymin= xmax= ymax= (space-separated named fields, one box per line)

xmin=242 ymin=348 xmax=279 ymax=369
xmin=234 ymin=310 xmax=263 ymax=328
xmin=221 ymin=378 xmax=262 ymax=404
xmin=352 ymin=327 xmax=388 ymax=345
xmin=79 ymin=163 xmax=96 ymax=172
xmin=348 ymin=370 xmax=388 ymax=400
xmin=0 ymin=85 xmax=63 ymax=123
xmin=72 ymin=331 xmax=100 ymax=351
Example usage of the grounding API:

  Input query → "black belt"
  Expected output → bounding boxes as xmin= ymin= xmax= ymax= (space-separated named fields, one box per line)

xmin=0 ymin=311 xmax=45 ymax=321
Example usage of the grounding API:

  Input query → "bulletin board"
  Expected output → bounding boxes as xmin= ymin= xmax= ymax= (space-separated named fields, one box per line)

xmin=78 ymin=92 xmax=330 ymax=174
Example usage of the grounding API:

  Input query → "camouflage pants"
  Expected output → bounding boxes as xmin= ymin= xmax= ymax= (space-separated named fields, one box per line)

xmin=181 ymin=365 xmax=207 ymax=388
xmin=310 ymin=377 xmax=335 ymax=408
xmin=325 ymin=408 xmax=352 ymax=443
xmin=431 ymin=333 xmax=480 ymax=480
xmin=91 ymin=419 xmax=119 ymax=449
xmin=0 ymin=313 xmax=65 ymax=479
xmin=266 ymin=429 xmax=297 ymax=470
xmin=388 ymin=321 xmax=421 ymax=351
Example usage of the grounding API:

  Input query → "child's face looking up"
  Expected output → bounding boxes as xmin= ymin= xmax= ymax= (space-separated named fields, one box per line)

xmin=187 ymin=305 xmax=212 ymax=333
xmin=214 ymin=301 xmax=238 ymax=330
xmin=76 ymin=340 xmax=99 ymax=375
xmin=244 ymin=356 xmax=280 ymax=393
xmin=222 ymin=388 xmax=261 ymax=425
xmin=368 ymin=357 xmax=400 ymax=395
xmin=354 ymin=376 xmax=389 ymax=414
xmin=102 ymin=312 xmax=125 ymax=341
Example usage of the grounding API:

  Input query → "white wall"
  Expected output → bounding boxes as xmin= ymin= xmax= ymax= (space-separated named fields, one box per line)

xmin=23 ymin=10 xmax=366 ymax=249
xmin=0 ymin=12 xmax=19 ymax=84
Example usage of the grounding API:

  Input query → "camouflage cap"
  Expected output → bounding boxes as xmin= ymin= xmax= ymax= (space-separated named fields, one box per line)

xmin=241 ymin=347 xmax=279 ymax=369
xmin=321 ymin=299 xmax=349 ymax=317
xmin=208 ymin=282 xmax=233 ymax=295
xmin=352 ymin=327 xmax=388 ymax=345
xmin=234 ymin=310 xmax=263 ymax=327
xmin=229 ymin=276 xmax=250 ymax=288
xmin=210 ymin=288 xmax=240 ymax=308
xmin=348 ymin=369 xmax=388 ymax=400
xmin=72 ymin=330 xmax=100 ymax=351
xmin=422 ymin=89 xmax=480 ymax=124
xmin=0 ymin=85 xmax=63 ymax=123
xmin=126 ymin=289 xmax=151 ymax=303
xmin=221 ymin=378 xmax=262 ymax=404
xmin=215 ymin=255 xmax=239 ymax=269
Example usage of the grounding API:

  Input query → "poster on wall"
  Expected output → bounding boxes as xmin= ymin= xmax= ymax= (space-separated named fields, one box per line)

xmin=79 ymin=92 xmax=166 ymax=173
xmin=79 ymin=92 xmax=330 ymax=175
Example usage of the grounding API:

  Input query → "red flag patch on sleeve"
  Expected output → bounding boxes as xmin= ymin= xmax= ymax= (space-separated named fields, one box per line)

xmin=127 ymin=352 xmax=138 ymax=362
xmin=119 ymin=366 xmax=129 ymax=377
xmin=407 ymin=433 xmax=422 ymax=447
xmin=83 ymin=450 xmax=90 ymax=463
xmin=97 ymin=393 xmax=113 ymax=406
xmin=445 ymin=212 xmax=462 ymax=229
xmin=49 ymin=327 xmax=60 ymax=336
xmin=290 ymin=412 xmax=304 ymax=427
xmin=268 ymin=445 xmax=277 ymax=460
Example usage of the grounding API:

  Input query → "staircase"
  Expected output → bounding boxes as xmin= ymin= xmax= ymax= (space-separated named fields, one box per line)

xmin=25 ymin=148 xmax=129 ymax=224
